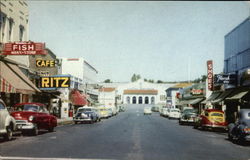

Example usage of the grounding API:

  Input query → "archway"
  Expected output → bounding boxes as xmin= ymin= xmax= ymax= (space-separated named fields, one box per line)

xmin=132 ymin=96 xmax=137 ymax=104
xmin=151 ymin=97 xmax=155 ymax=104
xmin=127 ymin=96 xmax=130 ymax=104
xmin=145 ymin=97 xmax=149 ymax=104
xmin=139 ymin=97 xmax=143 ymax=104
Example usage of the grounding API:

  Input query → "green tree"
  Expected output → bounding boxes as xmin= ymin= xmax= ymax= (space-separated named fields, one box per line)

xmin=157 ymin=80 xmax=164 ymax=83
xmin=104 ymin=79 xmax=112 ymax=83
xmin=131 ymin=74 xmax=141 ymax=82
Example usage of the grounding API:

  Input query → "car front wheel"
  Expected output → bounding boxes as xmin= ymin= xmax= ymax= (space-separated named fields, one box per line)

xmin=31 ymin=125 xmax=38 ymax=136
xmin=4 ymin=126 xmax=13 ymax=141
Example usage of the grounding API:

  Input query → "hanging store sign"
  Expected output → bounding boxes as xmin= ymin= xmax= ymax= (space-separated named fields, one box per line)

xmin=2 ymin=42 xmax=47 ymax=55
xmin=214 ymin=74 xmax=236 ymax=85
xmin=36 ymin=59 xmax=56 ymax=67
xmin=191 ymin=89 xmax=203 ymax=95
xmin=207 ymin=60 xmax=213 ymax=91
xmin=40 ymin=76 xmax=70 ymax=89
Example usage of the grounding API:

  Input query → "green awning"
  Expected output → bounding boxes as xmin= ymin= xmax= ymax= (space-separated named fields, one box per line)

xmin=202 ymin=92 xmax=221 ymax=104
xmin=212 ymin=90 xmax=233 ymax=103
xmin=189 ymin=98 xmax=204 ymax=105
xmin=226 ymin=91 xmax=249 ymax=101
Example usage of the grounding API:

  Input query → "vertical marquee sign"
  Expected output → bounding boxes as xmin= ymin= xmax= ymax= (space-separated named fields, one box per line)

xmin=207 ymin=60 xmax=213 ymax=91
xmin=2 ymin=42 xmax=47 ymax=55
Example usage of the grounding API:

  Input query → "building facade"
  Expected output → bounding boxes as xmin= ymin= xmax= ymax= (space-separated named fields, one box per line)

xmin=99 ymin=79 xmax=173 ymax=107
xmin=0 ymin=0 xmax=29 ymax=67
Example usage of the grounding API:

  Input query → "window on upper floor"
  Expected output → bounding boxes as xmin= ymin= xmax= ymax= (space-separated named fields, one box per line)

xmin=8 ymin=18 xmax=14 ymax=41
xmin=19 ymin=25 xmax=24 ymax=41
xmin=0 ymin=13 xmax=7 ymax=42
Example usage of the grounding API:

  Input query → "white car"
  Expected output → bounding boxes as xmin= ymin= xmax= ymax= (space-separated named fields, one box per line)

xmin=0 ymin=99 xmax=16 ymax=141
xmin=144 ymin=107 xmax=152 ymax=115
xmin=162 ymin=108 xmax=170 ymax=117
xmin=168 ymin=108 xmax=181 ymax=119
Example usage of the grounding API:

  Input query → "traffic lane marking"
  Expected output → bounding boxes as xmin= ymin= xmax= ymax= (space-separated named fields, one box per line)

xmin=0 ymin=156 xmax=114 ymax=160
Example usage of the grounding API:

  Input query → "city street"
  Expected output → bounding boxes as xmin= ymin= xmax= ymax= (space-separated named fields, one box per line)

xmin=0 ymin=105 xmax=250 ymax=160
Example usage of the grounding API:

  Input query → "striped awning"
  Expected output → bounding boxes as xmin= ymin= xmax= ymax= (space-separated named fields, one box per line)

xmin=0 ymin=76 xmax=16 ymax=93
xmin=0 ymin=61 xmax=40 ymax=94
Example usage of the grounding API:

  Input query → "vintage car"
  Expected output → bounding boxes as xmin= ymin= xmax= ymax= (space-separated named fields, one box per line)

xmin=99 ymin=107 xmax=109 ymax=119
xmin=0 ymin=99 xmax=16 ymax=141
xmin=144 ymin=107 xmax=152 ymax=115
xmin=179 ymin=108 xmax=197 ymax=125
xmin=168 ymin=108 xmax=181 ymax=119
xmin=73 ymin=107 xmax=99 ymax=124
xmin=11 ymin=103 xmax=57 ymax=136
xmin=194 ymin=109 xmax=227 ymax=130
xmin=228 ymin=109 xmax=250 ymax=143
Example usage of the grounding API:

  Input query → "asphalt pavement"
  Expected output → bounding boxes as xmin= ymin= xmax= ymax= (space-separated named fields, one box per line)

xmin=1 ymin=104 xmax=250 ymax=160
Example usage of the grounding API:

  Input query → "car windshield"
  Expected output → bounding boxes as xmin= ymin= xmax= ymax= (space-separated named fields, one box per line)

xmin=78 ymin=108 xmax=92 ymax=112
xmin=15 ymin=104 xmax=39 ymax=112
xmin=171 ymin=110 xmax=180 ymax=112
xmin=183 ymin=109 xmax=196 ymax=114
xmin=210 ymin=112 xmax=223 ymax=117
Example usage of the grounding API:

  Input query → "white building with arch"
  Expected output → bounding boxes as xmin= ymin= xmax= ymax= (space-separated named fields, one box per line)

xmin=99 ymin=79 xmax=174 ymax=106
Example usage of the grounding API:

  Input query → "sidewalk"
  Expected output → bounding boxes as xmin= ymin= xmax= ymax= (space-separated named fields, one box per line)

xmin=57 ymin=117 xmax=74 ymax=126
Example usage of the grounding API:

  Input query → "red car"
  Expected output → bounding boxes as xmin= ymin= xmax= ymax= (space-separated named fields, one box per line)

xmin=11 ymin=103 xmax=57 ymax=136
xmin=194 ymin=109 xmax=227 ymax=130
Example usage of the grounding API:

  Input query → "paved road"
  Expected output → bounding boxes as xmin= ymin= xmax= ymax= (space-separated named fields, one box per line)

xmin=1 ymin=104 xmax=250 ymax=160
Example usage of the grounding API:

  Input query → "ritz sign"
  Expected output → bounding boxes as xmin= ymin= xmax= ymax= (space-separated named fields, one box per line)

xmin=40 ymin=76 xmax=70 ymax=89
xmin=2 ymin=42 xmax=47 ymax=55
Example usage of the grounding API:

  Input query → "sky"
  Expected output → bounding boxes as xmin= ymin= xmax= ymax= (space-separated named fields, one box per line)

xmin=28 ymin=1 xmax=250 ymax=83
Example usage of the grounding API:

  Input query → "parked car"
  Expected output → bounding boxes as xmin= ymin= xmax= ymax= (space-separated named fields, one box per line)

xmin=194 ymin=109 xmax=227 ymax=131
xmin=0 ymin=99 xmax=16 ymax=140
xmin=99 ymin=107 xmax=109 ymax=119
xmin=11 ymin=103 xmax=57 ymax=136
xmin=144 ymin=107 xmax=152 ymax=115
xmin=228 ymin=109 xmax=250 ymax=143
xmin=74 ymin=107 xmax=99 ymax=124
xmin=106 ymin=107 xmax=113 ymax=117
xmin=151 ymin=106 xmax=159 ymax=112
xmin=179 ymin=108 xmax=197 ymax=125
xmin=161 ymin=108 xmax=170 ymax=117
xmin=168 ymin=108 xmax=181 ymax=119
xmin=119 ymin=105 xmax=125 ymax=112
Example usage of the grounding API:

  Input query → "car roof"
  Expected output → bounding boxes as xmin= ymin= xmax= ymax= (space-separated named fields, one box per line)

xmin=205 ymin=109 xmax=224 ymax=113
xmin=14 ymin=103 xmax=45 ymax=107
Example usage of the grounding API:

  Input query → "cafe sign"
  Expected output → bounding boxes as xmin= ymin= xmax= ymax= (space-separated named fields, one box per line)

xmin=40 ymin=76 xmax=70 ymax=89
xmin=36 ymin=59 xmax=57 ymax=67
xmin=2 ymin=42 xmax=47 ymax=55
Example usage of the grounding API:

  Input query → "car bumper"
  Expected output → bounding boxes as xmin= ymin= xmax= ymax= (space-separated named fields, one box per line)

xmin=180 ymin=119 xmax=195 ymax=123
xmin=203 ymin=124 xmax=227 ymax=129
xmin=73 ymin=118 xmax=92 ymax=122
xmin=16 ymin=120 xmax=35 ymax=130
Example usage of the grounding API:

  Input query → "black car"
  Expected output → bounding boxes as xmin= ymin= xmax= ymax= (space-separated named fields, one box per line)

xmin=228 ymin=109 xmax=250 ymax=143
xmin=73 ymin=107 xmax=99 ymax=124
xmin=179 ymin=109 xmax=197 ymax=125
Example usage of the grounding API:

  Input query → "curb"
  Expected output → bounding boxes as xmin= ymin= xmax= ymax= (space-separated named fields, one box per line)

xmin=57 ymin=120 xmax=74 ymax=126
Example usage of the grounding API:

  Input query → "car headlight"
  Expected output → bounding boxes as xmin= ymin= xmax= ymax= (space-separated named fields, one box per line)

xmin=81 ymin=113 xmax=86 ymax=117
xmin=28 ymin=116 xmax=34 ymax=121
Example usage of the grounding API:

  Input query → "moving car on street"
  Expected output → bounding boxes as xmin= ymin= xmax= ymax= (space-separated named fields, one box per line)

xmin=151 ymin=106 xmax=159 ymax=112
xmin=179 ymin=108 xmax=197 ymax=125
xmin=168 ymin=108 xmax=181 ymax=119
xmin=144 ymin=107 xmax=152 ymax=115
xmin=228 ymin=109 xmax=250 ymax=143
xmin=11 ymin=103 xmax=57 ymax=136
xmin=0 ymin=99 xmax=16 ymax=141
xmin=74 ymin=107 xmax=99 ymax=124
xmin=194 ymin=109 xmax=227 ymax=131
